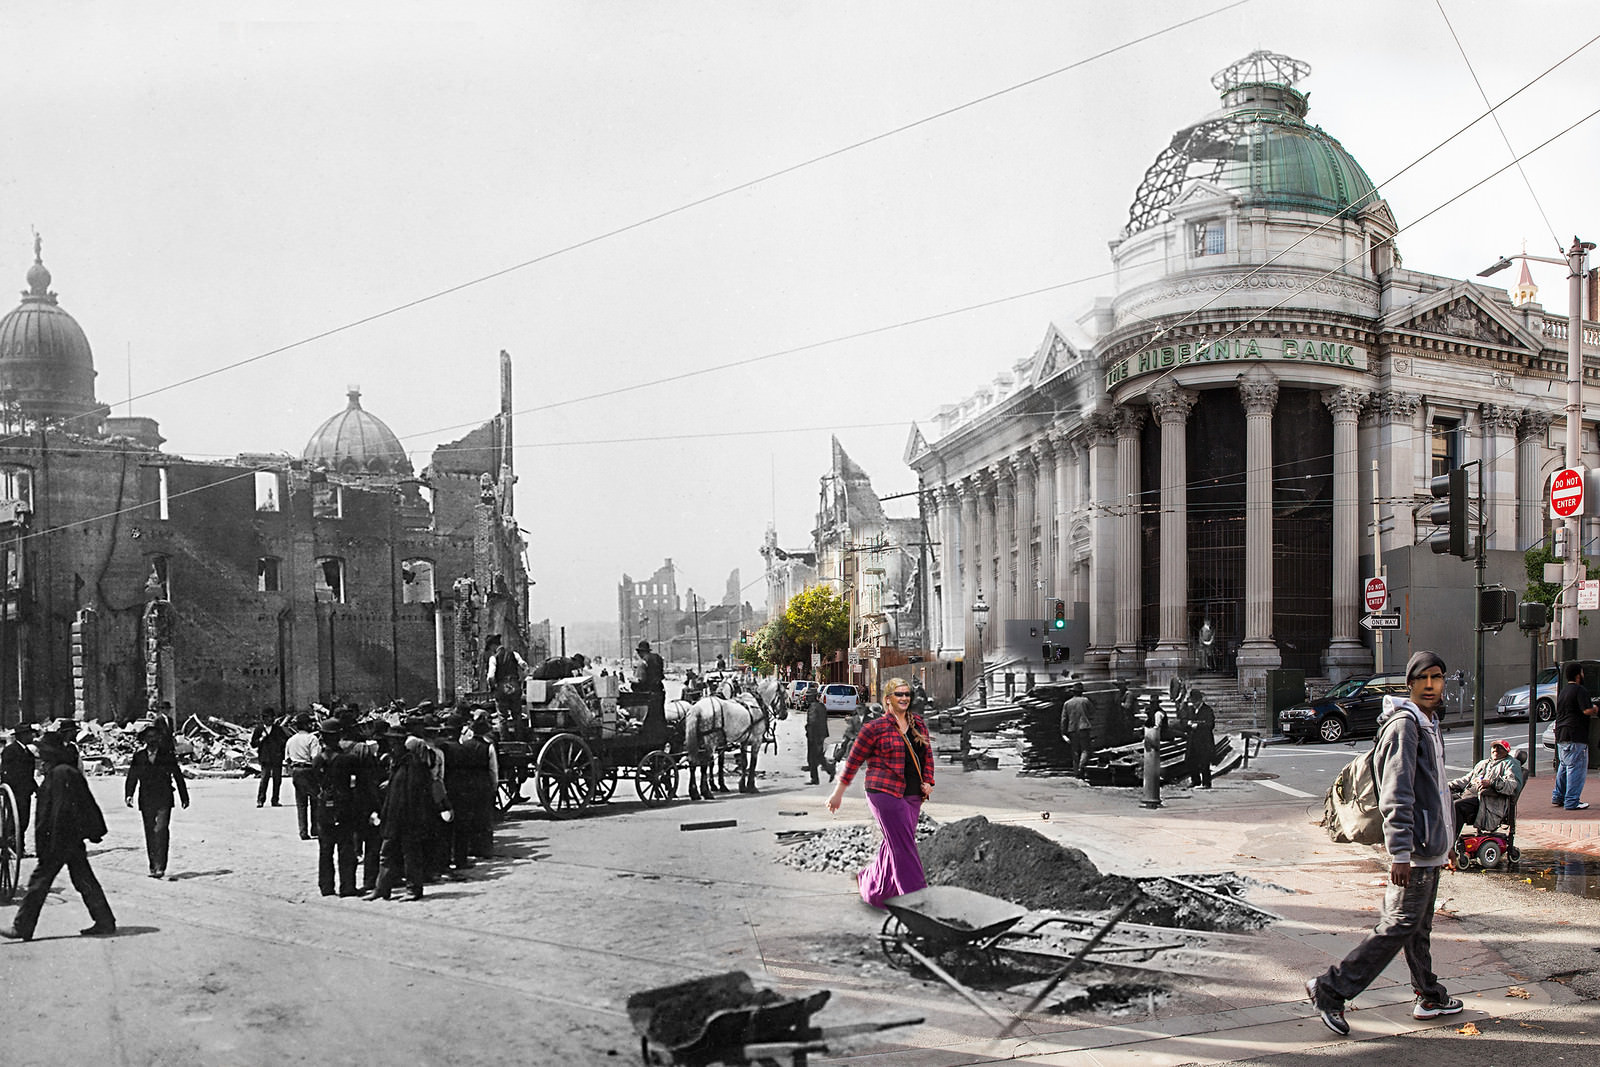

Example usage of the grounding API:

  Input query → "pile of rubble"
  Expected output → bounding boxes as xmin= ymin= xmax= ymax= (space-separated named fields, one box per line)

xmin=785 ymin=814 xmax=1274 ymax=933
xmin=779 ymin=812 xmax=940 ymax=874
xmin=69 ymin=715 xmax=260 ymax=778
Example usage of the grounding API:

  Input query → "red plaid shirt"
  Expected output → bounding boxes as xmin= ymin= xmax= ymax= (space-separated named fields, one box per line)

xmin=839 ymin=714 xmax=933 ymax=796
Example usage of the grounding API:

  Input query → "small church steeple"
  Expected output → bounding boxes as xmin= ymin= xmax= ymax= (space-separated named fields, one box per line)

xmin=1511 ymin=243 xmax=1539 ymax=307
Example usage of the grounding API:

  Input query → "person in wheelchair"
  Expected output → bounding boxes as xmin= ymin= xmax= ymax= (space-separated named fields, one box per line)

xmin=1450 ymin=738 xmax=1526 ymax=840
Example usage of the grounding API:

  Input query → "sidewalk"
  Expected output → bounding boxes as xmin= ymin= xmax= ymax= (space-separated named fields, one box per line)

xmin=1507 ymin=770 xmax=1600 ymax=856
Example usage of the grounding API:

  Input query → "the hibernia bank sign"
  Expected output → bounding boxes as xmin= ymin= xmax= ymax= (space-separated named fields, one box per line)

xmin=1105 ymin=337 xmax=1368 ymax=390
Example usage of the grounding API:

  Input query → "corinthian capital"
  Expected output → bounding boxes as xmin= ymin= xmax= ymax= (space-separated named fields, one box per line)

xmin=1519 ymin=408 xmax=1556 ymax=442
xmin=1237 ymin=367 xmax=1279 ymax=415
xmin=1375 ymin=391 xmax=1420 ymax=424
xmin=1113 ymin=404 xmax=1146 ymax=439
xmin=1321 ymin=385 xmax=1367 ymax=420
xmin=1147 ymin=382 xmax=1198 ymax=424
xmin=1479 ymin=403 xmax=1521 ymax=436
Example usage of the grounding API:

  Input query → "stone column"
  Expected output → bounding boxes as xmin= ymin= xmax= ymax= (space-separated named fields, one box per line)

xmin=1113 ymin=405 xmax=1146 ymax=676
xmin=978 ymin=471 xmax=999 ymax=666
xmin=1321 ymin=387 xmax=1371 ymax=679
xmin=1035 ymin=438 xmax=1058 ymax=602
xmin=938 ymin=484 xmax=963 ymax=655
xmin=1146 ymin=383 xmax=1197 ymax=681
xmin=959 ymin=478 xmax=982 ymax=673
xmin=1519 ymin=411 xmax=1555 ymax=549
xmin=1375 ymin=392 xmax=1422 ymax=551
xmin=1084 ymin=416 xmax=1118 ymax=677
xmin=994 ymin=460 xmax=1016 ymax=651
xmin=1052 ymin=431 xmax=1073 ymax=607
xmin=1237 ymin=368 xmax=1281 ymax=687
xmin=1479 ymin=404 xmax=1521 ymax=552
xmin=1014 ymin=450 xmax=1038 ymax=626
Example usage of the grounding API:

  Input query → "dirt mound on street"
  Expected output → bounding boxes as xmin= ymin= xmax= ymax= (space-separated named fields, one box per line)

xmin=921 ymin=815 xmax=1142 ymax=913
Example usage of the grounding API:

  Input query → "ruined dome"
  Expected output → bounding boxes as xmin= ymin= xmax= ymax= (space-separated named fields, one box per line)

xmin=0 ymin=239 xmax=105 ymax=426
xmin=302 ymin=387 xmax=413 ymax=476
xmin=1123 ymin=51 xmax=1378 ymax=237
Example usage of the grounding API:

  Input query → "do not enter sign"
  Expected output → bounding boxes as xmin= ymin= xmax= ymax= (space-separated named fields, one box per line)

xmin=1364 ymin=577 xmax=1388 ymax=614
xmin=1551 ymin=467 xmax=1586 ymax=519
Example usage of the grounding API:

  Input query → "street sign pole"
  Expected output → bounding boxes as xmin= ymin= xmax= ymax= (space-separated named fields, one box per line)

xmin=1371 ymin=460 xmax=1384 ymax=673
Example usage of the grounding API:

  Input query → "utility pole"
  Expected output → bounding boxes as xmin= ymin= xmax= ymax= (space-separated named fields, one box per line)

xmin=1370 ymin=459 xmax=1384 ymax=674
xmin=1560 ymin=238 xmax=1594 ymax=662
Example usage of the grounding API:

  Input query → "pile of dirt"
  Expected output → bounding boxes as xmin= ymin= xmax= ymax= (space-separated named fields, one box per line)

xmin=920 ymin=815 xmax=1143 ymax=913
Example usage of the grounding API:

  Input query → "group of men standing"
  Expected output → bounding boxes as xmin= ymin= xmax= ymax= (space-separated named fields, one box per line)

xmin=249 ymin=705 xmax=501 ymax=901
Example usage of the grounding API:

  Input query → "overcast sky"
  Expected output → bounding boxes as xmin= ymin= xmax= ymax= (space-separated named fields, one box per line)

xmin=3 ymin=1 xmax=1596 ymax=629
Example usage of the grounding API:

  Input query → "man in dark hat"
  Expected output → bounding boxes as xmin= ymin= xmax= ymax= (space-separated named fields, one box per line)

xmin=484 ymin=634 xmax=526 ymax=720
xmin=369 ymin=721 xmax=445 ymax=901
xmin=2 ymin=725 xmax=116 ymax=940
xmin=125 ymin=719 xmax=189 ymax=878
xmin=251 ymin=707 xmax=290 ymax=808
xmin=311 ymin=719 xmax=361 ymax=897
xmin=1 ymin=721 xmax=37 ymax=856
xmin=441 ymin=713 xmax=497 ymax=869
xmin=636 ymin=640 xmax=666 ymax=727
xmin=284 ymin=712 xmax=322 ymax=840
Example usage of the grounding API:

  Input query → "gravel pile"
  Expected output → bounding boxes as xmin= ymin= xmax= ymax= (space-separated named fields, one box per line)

xmin=780 ymin=812 xmax=940 ymax=873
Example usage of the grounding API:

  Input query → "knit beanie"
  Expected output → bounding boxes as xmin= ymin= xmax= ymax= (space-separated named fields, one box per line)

xmin=1405 ymin=650 xmax=1447 ymax=682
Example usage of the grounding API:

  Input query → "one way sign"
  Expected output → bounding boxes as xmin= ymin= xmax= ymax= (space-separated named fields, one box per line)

xmin=1360 ymin=613 xmax=1401 ymax=631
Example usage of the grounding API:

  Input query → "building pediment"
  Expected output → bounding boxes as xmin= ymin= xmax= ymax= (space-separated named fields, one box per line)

xmin=903 ymin=422 xmax=929 ymax=465
xmin=1028 ymin=323 xmax=1086 ymax=389
xmin=1168 ymin=179 xmax=1238 ymax=217
xmin=1383 ymin=283 xmax=1540 ymax=354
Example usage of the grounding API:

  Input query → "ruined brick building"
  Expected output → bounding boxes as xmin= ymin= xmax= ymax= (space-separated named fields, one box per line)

xmin=0 ymin=242 xmax=530 ymax=725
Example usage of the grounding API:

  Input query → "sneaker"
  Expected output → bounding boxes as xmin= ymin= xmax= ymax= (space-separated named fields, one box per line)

xmin=1569 ymin=802 xmax=1592 ymax=811
xmin=1413 ymin=995 xmax=1464 ymax=1019
xmin=1306 ymin=978 xmax=1350 ymax=1036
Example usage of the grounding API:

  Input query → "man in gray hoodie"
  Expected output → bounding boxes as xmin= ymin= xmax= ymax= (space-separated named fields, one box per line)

xmin=1305 ymin=650 xmax=1462 ymax=1036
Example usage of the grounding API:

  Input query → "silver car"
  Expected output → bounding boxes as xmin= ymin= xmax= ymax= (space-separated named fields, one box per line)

xmin=1494 ymin=667 xmax=1559 ymax=722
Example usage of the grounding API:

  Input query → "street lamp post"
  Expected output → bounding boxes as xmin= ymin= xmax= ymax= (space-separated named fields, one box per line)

xmin=972 ymin=589 xmax=990 ymax=708
xmin=1479 ymin=237 xmax=1594 ymax=662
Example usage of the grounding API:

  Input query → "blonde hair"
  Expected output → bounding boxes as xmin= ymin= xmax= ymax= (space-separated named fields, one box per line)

xmin=883 ymin=677 xmax=927 ymax=743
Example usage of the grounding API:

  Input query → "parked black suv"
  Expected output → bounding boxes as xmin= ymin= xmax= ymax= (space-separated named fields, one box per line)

xmin=1277 ymin=673 xmax=1411 ymax=743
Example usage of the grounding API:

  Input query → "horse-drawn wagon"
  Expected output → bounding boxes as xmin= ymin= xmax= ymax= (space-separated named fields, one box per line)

xmin=478 ymin=674 xmax=683 ymax=819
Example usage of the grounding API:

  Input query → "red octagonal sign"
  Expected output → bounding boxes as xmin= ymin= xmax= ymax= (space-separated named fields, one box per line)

xmin=1364 ymin=577 xmax=1387 ymax=614
xmin=1552 ymin=467 xmax=1585 ymax=519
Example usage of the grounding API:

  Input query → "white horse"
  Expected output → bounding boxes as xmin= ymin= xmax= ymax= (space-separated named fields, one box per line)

xmin=683 ymin=678 xmax=774 ymax=797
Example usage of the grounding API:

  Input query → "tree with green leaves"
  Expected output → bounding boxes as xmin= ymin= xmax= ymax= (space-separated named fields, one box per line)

xmin=1524 ymin=542 xmax=1600 ymax=623
xmin=784 ymin=584 xmax=850 ymax=665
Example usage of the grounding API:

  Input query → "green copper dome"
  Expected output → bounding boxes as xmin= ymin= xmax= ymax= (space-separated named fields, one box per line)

xmin=1124 ymin=52 xmax=1379 ymax=236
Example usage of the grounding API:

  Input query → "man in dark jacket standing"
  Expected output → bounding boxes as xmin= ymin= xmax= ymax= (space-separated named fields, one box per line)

xmin=636 ymin=640 xmax=666 ymax=726
xmin=1551 ymin=661 xmax=1598 ymax=810
xmin=311 ymin=719 xmax=361 ymax=897
xmin=125 ymin=721 xmax=190 ymax=878
xmin=1 ymin=721 xmax=37 ymax=855
xmin=804 ymin=687 xmax=834 ymax=785
xmin=3 ymin=723 xmax=116 ymax=940
xmin=251 ymin=707 xmax=289 ymax=807
xmin=1305 ymin=651 xmax=1460 ymax=1036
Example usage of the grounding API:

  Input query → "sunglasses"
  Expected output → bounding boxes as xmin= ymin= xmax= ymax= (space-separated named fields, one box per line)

xmin=891 ymin=691 xmax=912 ymax=698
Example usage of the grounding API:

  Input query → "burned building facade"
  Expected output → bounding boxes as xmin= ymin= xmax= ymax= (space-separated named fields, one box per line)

xmin=0 ymin=245 xmax=530 ymax=724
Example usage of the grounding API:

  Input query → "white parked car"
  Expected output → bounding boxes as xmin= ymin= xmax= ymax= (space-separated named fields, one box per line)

xmin=822 ymin=683 xmax=859 ymax=715
xmin=786 ymin=681 xmax=814 ymax=709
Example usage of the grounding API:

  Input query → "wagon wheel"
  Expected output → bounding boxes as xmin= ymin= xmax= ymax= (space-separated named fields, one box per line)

xmin=0 ymin=783 xmax=21 ymax=904
xmin=877 ymin=913 xmax=923 ymax=973
xmin=589 ymin=762 xmax=619 ymax=804
xmin=534 ymin=733 xmax=597 ymax=819
xmin=635 ymin=749 xmax=678 ymax=807
xmin=496 ymin=760 xmax=527 ymax=814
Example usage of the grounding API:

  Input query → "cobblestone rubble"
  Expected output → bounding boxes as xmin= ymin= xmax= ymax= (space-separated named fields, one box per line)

xmin=780 ymin=812 xmax=940 ymax=873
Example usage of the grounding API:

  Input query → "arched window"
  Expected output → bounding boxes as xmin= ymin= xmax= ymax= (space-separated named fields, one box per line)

xmin=314 ymin=557 xmax=345 ymax=603
xmin=311 ymin=481 xmax=343 ymax=519
xmin=401 ymin=559 xmax=435 ymax=604
xmin=0 ymin=465 xmax=32 ymax=508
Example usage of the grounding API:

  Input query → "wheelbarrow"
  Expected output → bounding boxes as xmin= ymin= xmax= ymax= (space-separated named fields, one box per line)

xmin=877 ymin=886 xmax=1176 ymax=1033
xmin=626 ymin=971 xmax=921 ymax=1067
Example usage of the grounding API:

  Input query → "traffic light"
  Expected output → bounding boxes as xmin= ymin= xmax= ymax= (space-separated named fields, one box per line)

xmin=1052 ymin=598 xmax=1066 ymax=630
xmin=738 ymin=629 xmax=749 ymax=644
xmin=1428 ymin=467 xmax=1469 ymax=559
xmin=1478 ymin=587 xmax=1517 ymax=632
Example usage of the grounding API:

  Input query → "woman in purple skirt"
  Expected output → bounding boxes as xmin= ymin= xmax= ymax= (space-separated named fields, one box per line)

xmin=826 ymin=678 xmax=933 ymax=907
